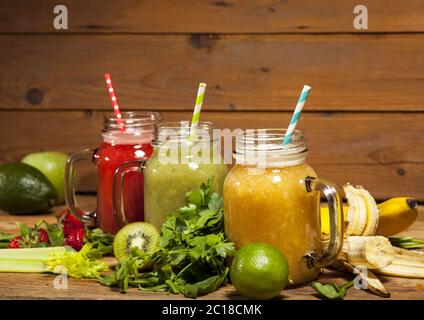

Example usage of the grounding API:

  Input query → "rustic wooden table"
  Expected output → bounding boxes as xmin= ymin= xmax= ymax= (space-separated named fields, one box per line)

xmin=0 ymin=196 xmax=423 ymax=300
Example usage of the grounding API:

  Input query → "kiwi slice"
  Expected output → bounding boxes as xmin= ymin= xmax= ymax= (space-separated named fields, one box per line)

xmin=113 ymin=222 xmax=160 ymax=262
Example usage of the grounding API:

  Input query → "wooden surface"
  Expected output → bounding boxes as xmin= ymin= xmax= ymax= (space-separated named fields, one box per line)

xmin=1 ymin=0 xmax=424 ymax=33
xmin=0 ymin=195 xmax=423 ymax=300
xmin=1 ymin=1 xmax=424 ymax=202
xmin=1 ymin=34 xmax=424 ymax=112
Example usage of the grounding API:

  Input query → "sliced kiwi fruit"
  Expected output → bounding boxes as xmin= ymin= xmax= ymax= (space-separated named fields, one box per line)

xmin=113 ymin=222 xmax=160 ymax=262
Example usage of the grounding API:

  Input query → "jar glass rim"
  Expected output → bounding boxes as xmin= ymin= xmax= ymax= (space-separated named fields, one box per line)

xmin=104 ymin=111 xmax=162 ymax=124
xmin=236 ymin=129 xmax=306 ymax=152
xmin=234 ymin=128 xmax=308 ymax=167
xmin=157 ymin=121 xmax=215 ymax=130
xmin=155 ymin=121 xmax=217 ymax=144
xmin=237 ymin=128 xmax=305 ymax=143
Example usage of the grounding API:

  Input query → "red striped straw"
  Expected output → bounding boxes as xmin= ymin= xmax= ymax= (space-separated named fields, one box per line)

xmin=104 ymin=73 xmax=125 ymax=131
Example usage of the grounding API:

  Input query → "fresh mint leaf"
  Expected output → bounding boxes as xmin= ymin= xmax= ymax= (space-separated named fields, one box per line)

xmin=311 ymin=280 xmax=354 ymax=300
xmin=184 ymin=268 xmax=229 ymax=298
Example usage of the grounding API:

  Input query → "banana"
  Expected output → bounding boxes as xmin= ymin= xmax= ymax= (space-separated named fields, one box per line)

xmin=334 ymin=236 xmax=394 ymax=269
xmin=320 ymin=205 xmax=348 ymax=235
xmin=358 ymin=186 xmax=379 ymax=236
xmin=343 ymin=184 xmax=368 ymax=235
xmin=374 ymin=247 xmax=424 ymax=278
xmin=321 ymin=194 xmax=418 ymax=237
xmin=321 ymin=184 xmax=379 ymax=236
xmin=376 ymin=198 xmax=418 ymax=236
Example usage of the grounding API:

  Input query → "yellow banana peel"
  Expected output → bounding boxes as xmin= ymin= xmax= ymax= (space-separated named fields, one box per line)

xmin=321 ymin=189 xmax=418 ymax=237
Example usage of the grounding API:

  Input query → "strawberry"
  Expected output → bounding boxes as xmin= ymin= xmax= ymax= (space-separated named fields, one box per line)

xmin=60 ymin=208 xmax=84 ymax=222
xmin=60 ymin=208 xmax=86 ymax=251
xmin=37 ymin=228 xmax=49 ymax=244
xmin=65 ymin=228 xmax=84 ymax=251
xmin=60 ymin=208 xmax=84 ymax=237
xmin=8 ymin=236 xmax=23 ymax=248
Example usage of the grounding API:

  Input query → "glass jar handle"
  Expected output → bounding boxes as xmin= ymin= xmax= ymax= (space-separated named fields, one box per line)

xmin=64 ymin=149 xmax=97 ymax=227
xmin=305 ymin=176 xmax=344 ymax=268
xmin=113 ymin=160 xmax=147 ymax=228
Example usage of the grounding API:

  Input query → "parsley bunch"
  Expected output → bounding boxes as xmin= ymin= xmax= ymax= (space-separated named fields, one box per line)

xmin=102 ymin=178 xmax=235 ymax=298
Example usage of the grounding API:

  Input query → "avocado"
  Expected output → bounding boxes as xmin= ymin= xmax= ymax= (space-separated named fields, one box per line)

xmin=0 ymin=162 xmax=58 ymax=214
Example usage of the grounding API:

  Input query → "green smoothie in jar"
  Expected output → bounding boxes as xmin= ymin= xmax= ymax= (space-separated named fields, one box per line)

xmin=144 ymin=122 xmax=228 ymax=229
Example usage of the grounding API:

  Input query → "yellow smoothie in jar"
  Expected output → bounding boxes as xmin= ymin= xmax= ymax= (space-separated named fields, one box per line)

xmin=224 ymin=162 xmax=321 ymax=284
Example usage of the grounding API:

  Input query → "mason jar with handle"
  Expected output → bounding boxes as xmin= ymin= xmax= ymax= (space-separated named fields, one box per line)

xmin=113 ymin=121 xmax=228 ymax=230
xmin=65 ymin=111 xmax=162 ymax=234
xmin=224 ymin=129 xmax=344 ymax=284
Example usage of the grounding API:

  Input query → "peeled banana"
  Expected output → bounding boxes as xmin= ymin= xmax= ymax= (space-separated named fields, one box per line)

xmin=344 ymin=184 xmax=379 ymax=236
xmin=321 ymin=189 xmax=418 ymax=237
xmin=335 ymin=236 xmax=394 ymax=269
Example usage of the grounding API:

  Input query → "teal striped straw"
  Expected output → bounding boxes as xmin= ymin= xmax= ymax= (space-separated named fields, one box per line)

xmin=282 ymin=85 xmax=311 ymax=145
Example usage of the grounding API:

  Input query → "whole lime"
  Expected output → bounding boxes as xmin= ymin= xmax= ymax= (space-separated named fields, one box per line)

xmin=22 ymin=151 xmax=68 ymax=204
xmin=230 ymin=243 xmax=289 ymax=300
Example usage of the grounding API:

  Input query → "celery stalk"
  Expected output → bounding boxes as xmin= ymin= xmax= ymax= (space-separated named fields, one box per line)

xmin=0 ymin=260 xmax=48 ymax=273
xmin=0 ymin=245 xmax=107 ymax=278
xmin=0 ymin=247 xmax=69 ymax=262
xmin=0 ymin=247 xmax=70 ymax=273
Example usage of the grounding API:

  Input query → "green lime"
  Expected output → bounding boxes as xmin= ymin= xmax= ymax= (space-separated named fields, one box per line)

xmin=230 ymin=243 xmax=289 ymax=300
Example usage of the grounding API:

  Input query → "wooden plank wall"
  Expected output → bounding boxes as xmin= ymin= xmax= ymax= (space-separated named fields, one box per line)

xmin=0 ymin=1 xmax=423 ymax=200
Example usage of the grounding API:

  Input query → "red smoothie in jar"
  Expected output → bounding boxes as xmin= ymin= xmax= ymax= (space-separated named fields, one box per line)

xmin=95 ymin=134 xmax=154 ymax=234
xmin=65 ymin=112 xmax=161 ymax=234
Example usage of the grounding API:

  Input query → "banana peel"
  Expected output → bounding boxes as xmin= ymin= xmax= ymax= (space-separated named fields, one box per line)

xmin=341 ymin=261 xmax=390 ymax=298
xmin=376 ymin=198 xmax=418 ymax=236
xmin=321 ymin=186 xmax=418 ymax=237
xmin=374 ymin=247 xmax=424 ymax=279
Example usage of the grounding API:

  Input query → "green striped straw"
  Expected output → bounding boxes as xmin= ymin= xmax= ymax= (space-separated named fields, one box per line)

xmin=189 ymin=82 xmax=207 ymax=141
xmin=283 ymin=85 xmax=311 ymax=145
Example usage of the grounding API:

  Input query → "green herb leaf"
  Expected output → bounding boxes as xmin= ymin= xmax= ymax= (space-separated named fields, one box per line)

xmin=184 ymin=268 xmax=229 ymax=298
xmin=84 ymin=228 xmax=114 ymax=256
xmin=44 ymin=221 xmax=65 ymax=247
xmin=186 ymin=190 xmax=203 ymax=209
xmin=0 ymin=232 xmax=16 ymax=248
xmin=208 ymin=193 xmax=224 ymax=210
xmin=311 ymin=280 xmax=354 ymax=300
xmin=215 ymin=241 xmax=236 ymax=258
